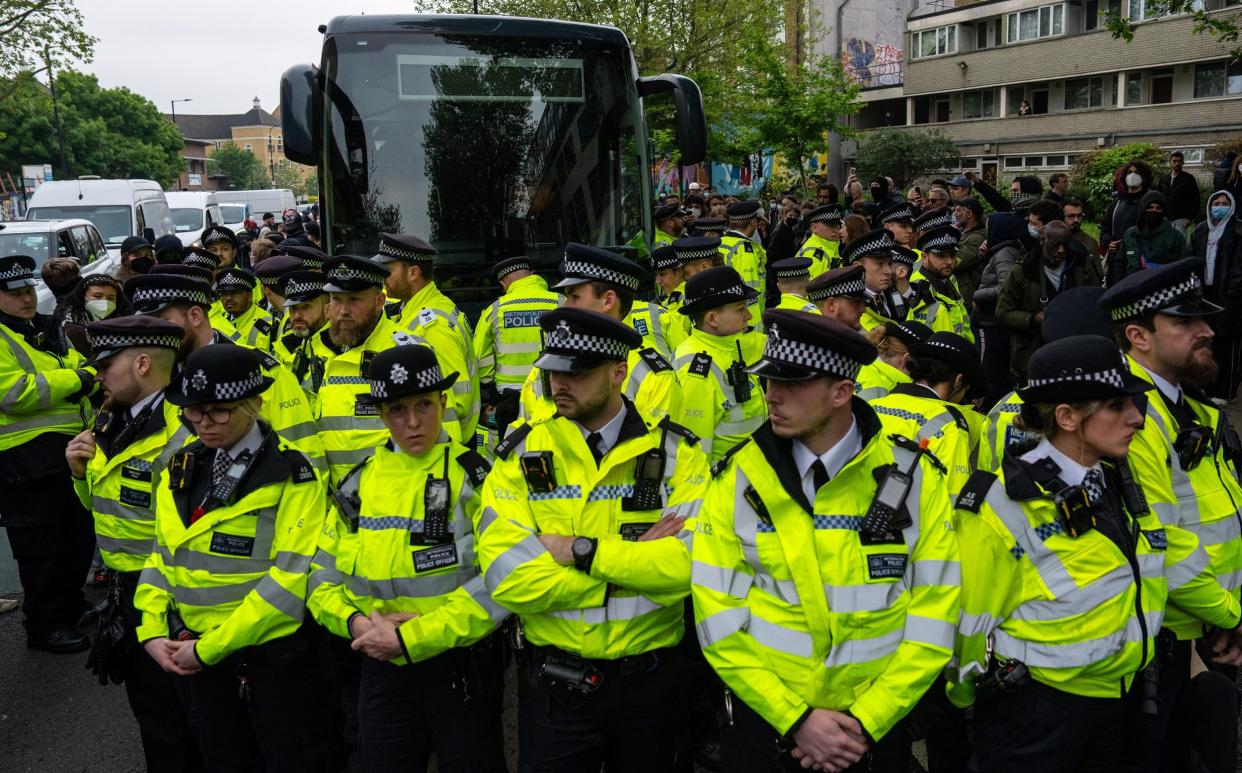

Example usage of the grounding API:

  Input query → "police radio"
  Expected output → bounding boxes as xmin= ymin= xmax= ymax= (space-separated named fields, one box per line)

xmin=860 ymin=435 xmax=924 ymax=537
xmin=726 ymin=340 xmax=752 ymax=403
xmin=623 ymin=448 xmax=666 ymax=511
xmin=420 ymin=448 xmax=452 ymax=545
xmin=1113 ymin=459 xmax=1149 ymax=517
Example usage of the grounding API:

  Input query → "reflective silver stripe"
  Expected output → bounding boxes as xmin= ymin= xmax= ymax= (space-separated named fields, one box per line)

xmin=958 ymin=611 xmax=1000 ymax=637
xmin=0 ymin=410 xmax=81 ymax=433
xmin=161 ymin=545 xmax=275 ymax=575
xmin=172 ymin=579 xmax=261 ymax=606
xmin=1145 ymin=404 xmax=1199 ymax=508
xmin=1149 ymin=501 xmax=1179 ymax=527
xmin=0 ymin=326 xmax=35 ymax=371
xmin=917 ymin=411 xmax=956 ymax=441
xmin=497 ymin=364 xmax=536 ymax=377
xmin=1136 ymin=552 xmax=1164 ymax=580
xmin=696 ymin=606 xmax=749 ymax=647
xmin=750 ymin=615 xmax=814 ymax=658
xmin=1182 ymin=517 xmax=1242 ymax=547
xmin=857 ymin=387 xmax=889 ymax=401
xmin=2 ymin=379 xmax=26 ymax=411
xmin=275 ymin=551 xmax=313 ymax=574
xmin=254 ymin=575 xmax=306 ymax=619
xmin=732 ymin=474 xmax=765 ymax=576
xmin=92 ymin=497 xmax=151 ymax=522
xmin=311 ymin=548 xmax=337 ymax=572
xmin=350 ymin=572 xmax=463 ymax=600
xmin=0 ymin=326 xmax=54 ymax=408
xmin=1165 ymin=545 xmax=1211 ymax=592
xmin=97 ymin=534 xmax=155 ymax=555
xmin=718 ymin=414 xmax=765 ymax=437
xmin=904 ymin=614 xmax=956 ymax=650
xmin=483 ymin=533 xmax=545 ymax=591
xmin=692 ymin=561 xmax=754 ymax=599
xmin=984 ymin=393 xmax=1019 ymax=463
xmin=825 ymin=582 xmax=904 ymax=613
xmin=986 ymin=486 xmax=1078 ymax=597
xmin=913 ymin=559 xmax=961 ymax=587
xmin=824 ymin=627 xmax=903 ymax=667
xmin=754 ymin=574 xmax=800 ymax=604
xmin=319 ymin=416 xmax=382 ymax=432
xmin=139 ymin=566 xmax=168 ymax=591
xmin=463 ymin=574 xmax=510 ymax=624
xmin=1216 ymin=567 xmax=1242 ymax=592
xmin=477 ymin=507 xmax=500 ymax=535
xmin=279 ymin=419 xmax=320 ymax=441
xmin=994 ymin=610 xmax=1164 ymax=668
xmin=307 ymin=566 xmax=344 ymax=596
xmin=546 ymin=594 xmax=667 ymax=624
xmin=327 ymin=448 xmax=377 ymax=468
xmin=668 ymin=498 xmax=702 ymax=522
xmin=154 ymin=424 xmax=193 ymax=474
xmin=1010 ymin=563 xmax=1137 ymax=623
xmin=496 ymin=342 xmax=542 ymax=355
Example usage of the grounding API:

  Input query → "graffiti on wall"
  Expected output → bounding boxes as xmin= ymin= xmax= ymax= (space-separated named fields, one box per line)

xmin=842 ymin=39 xmax=904 ymax=88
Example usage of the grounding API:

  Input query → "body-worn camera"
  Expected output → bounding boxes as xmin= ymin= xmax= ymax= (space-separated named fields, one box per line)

xmin=520 ymin=451 xmax=557 ymax=493
xmin=977 ymin=658 xmax=1030 ymax=694
xmin=1174 ymin=425 xmax=1213 ymax=471
xmin=540 ymin=652 xmax=604 ymax=694
xmin=1054 ymin=485 xmax=1095 ymax=538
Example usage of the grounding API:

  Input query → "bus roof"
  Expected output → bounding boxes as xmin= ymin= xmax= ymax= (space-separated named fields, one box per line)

xmin=323 ymin=14 xmax=630 ymax=46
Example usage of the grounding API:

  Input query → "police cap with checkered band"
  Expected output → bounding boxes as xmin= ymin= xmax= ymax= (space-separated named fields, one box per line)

xmin=916 ymin=225 xmax=960 ymax=255
xmin=213 ymin=267 xmax=257 ymax=294
xmin=772 ymin=258 xmax=812 ymax=282
xmin=654 ymin=203 xmax=683 ymax=223
xmin=804 ymin=204 xmax=845 ymax=225
xmin=884 ymin=319 xmax=933 ymax=349
xmin=165 ymin=344 xmax=274 ymax=407
xmin=912 ymin=207 xmax=954 ymax=233
xmin=692 ymin=217 xmax=727 ymax=235
xmin=0 ymin=255 xmax=37 ymax=290
xmin=650 ymin=246 xmax=682 ymax=272
xmin=372 ymin=233 xmax=436 ymax=266
xmin=726 ymin=200 xmax=762 ymax=223
xmin=678 ymin=266 xmax=759 ymax=316
xmin=199 ymin=225 xmax=238 ymax=249
xmin=553 ymin=243 xmax=644 ymax=293
xmin=182 ymin=246 xmax=221 ymax=272
xmin=253 ymin=255 xmax=304 ymax=288
xmin=85 ymin=316 xmax=184 ymax=365
xmin=124 ymin=265 xmax=213 ymax=314
xmin=879 ymin=201 xmax=920 ymax=225
xmin=280 ymin=244 xmax=327 ymax=271
xmin=1019 ymin=335 xmax=1153 ymax=405
xmin=910 ymin=331 xmax=986 ymax=399
xmin=749 ymin=309 xmax=877 ymax=382
xmin=806 ymin=265 xmax=867 ymax=302
xmin=534 ymin=307 xmax=643 ymax=373
xmin=322 ymin=255 xmax=390 ymax=293
xmin=1099 ymin=256 xmax=1222 ymax=322
xmin=357 ymin=344 xmax=459 ymax=405
xmin=278 ymin=271 xmax=327 ymax=307
xmin=890 ymin=245 xmax=920 ymax=269
xmin=491 ymin=257 xmax=532 ymax=284
xmin=842 ymin=228 xmax=896 ymax=264
xmin=672 ymin=236 xmax=720 ymax=265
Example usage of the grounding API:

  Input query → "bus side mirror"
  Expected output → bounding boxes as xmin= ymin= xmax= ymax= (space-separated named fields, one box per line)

xmin=280 ymin=64 xmax=322 ymax=166
xmin=637 ymin=74 xmax=707 ymax=165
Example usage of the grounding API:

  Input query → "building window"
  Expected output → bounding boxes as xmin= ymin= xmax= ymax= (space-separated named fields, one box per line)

xmin=1004 ymin=157 xmax=1024 ymax=170
xmin=1045 ymin=154 xmax=1068 ymax=166
xmin=912 ymin=25 xmax=957 ymax=58
xmin=1194 ymin=61 xmax=1242 ymax=98
xmin=1065 ymin=76 xmax=1105 ymax=109
xmin=1171 ymin=148 xmax=1205 ymax=163
xmin=1006 ymin=85 xmax=1026 ymax=115
xmin=962 ymin=90 xmax=996 ymax=119
xmin=244 ymin=144 xmax=253 ymax=152
xmin=1126 ymin=72 xmax=1144 ymax=105
xmin=1007 ymin=4 xmax=1064 ymax=43
xmin=1130 ymin=0 xmax=1203 ymax=21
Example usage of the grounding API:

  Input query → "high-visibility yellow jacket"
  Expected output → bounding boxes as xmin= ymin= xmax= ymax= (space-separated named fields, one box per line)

xmin=653 ymin=229 xmax=677 ymax=249
xmin=625 ymin=301 xmax=687 ymax=361
xmin=660 ymin=286 xmax=693 ymax=344
xmin=396 ymin=283 xmax=480 ymax=442
xmin=950 ymin=455 xmax=1202 ymax=708
xmin=672 ymin=329 xmax=768 ymax=464
xmin=73 ymin=392 xmax=188 ymax=573
xmin=720 ymin=231 xmax=766 ymax=315
xmin=206 ymin=304 xmax=241 ymax=343
xmin=307 ymin=436 xmax=508 ymax=664
xmin=317 ymin=317 xmax=445 ymax=485
xmin=519 ymin=345 xmax=683 ymax=429
xmin=773 ymin=293 xmax=819 ymax=316
xmin=1127 ymin=357 xmax=1242 ymax=639
xmin=477 ymin=406 xmax=709 ymax=660
xmin=691 ymin=404 xmax=960 ymax=741
xmin=473 ymin=274 xmax=559 ymax=394
xmin=909 ymin=274 xmax=973 ymax=345
xmin=870 ymin=384 xmax=973 ymax=496
xmin=796 ymin=234 xmax=840 ymax=277
xmin=976 ymin=391 xmax=1035 ymax=473
xmin=854 ymin=358 xmax=911 ymax=402
xmin=134 ymin=424 xmax=327 ymax=666
xmin=0 ymin=317 xmax=92 ymax=453
xmin=227 ymin=304 xmax=276 ymax=353
xmin=272 ymin=324 xmax=333 ymax=407
xmin=860 ymin=298 xmax=895 ymax=333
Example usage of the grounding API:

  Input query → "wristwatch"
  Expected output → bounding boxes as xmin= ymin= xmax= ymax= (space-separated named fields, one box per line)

xmin=571 ymin=536 xmax=598 ymax=573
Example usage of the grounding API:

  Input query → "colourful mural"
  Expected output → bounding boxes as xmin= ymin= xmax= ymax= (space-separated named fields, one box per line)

xmin=842 ymin=39 xmax=904 ymax=88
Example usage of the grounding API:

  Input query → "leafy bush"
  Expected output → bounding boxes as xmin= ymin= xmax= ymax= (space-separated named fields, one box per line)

xmin=1068 ymin=143 xmax=1166 ymax=220
xmin=854 ymin=128 xmax=960 ymax=191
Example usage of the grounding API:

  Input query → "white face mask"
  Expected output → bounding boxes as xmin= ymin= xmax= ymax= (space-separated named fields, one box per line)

xmin=84 ymin=298 xmax=115 ymax=320
xmin=690 ymin=207 xmax=702 ymax=218
xmin=1028 ymin=224 xmax=1041 ymax=239
xmin=1125 ymin=172 xmax=1142 ymax=188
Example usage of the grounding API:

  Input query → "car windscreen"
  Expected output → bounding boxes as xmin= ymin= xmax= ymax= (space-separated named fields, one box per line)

xmin=27 ymin=205 xmax=132 ymax=246
xmin=0 ymin=233 xmax=52 ymax=266
xmin=171 ymin=208 xmax=204 ymax=232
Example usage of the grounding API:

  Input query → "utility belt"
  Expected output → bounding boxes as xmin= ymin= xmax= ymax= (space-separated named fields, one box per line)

xmin=1137 ymin=627 xmax=1178 ymax=719
xmin=522 ymin=643 xmax=672 ymax=695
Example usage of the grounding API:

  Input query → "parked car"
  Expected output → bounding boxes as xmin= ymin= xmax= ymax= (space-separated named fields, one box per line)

xmin=0 ymin=218 xmax=111 ymax=313
xmin=25 ymin=177 xmax=175 ymax=258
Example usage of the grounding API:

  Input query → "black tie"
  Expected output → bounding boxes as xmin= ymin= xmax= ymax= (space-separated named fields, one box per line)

xmin=810 ymin=460 xmax=830 ymax=494
xmin=587 ymin=432 xmax=605 ymax=466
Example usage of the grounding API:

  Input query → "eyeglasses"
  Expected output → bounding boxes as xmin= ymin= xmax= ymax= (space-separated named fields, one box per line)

xmin=180 ymin=405 xmax=241 ymax=425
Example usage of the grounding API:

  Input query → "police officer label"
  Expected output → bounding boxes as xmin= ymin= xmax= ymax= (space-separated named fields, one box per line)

xmin=118 ymin=486 xmax=151 ymax=508
xmin=121 ymin=464 xmax=153 ymax=483
xmin=866 ymin=553 xmax=908 ymax=580
xmin=209 ymin=532 xmax=255 ymax=557
xmin=354 ymin=399 xmax=380 ymax=417
xmin=413 ymin=543 xmax=458 ymax=573
xmin=1143 ymin=529 xmax=1168 ymax=550
xmin=502 ymin=310 xmax=543 ymax=328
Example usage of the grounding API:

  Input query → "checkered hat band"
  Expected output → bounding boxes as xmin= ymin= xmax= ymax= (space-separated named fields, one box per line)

xmin=765 ymin=336 xmax=862 ymax=380
xmin=546 ymin=330 xmax=631 ymax=360
xmin=183 ymin=255 xmax=217 ymax=268
xmin=810 ymin=211 xmax=843 ymax=224
xmin=653 ymin=255 xmax=683 ymax=270
xmin=1110 ymin=274 xmax=1202 ymax=320
xmin=496 ymin=262 xmax=529 ymax=279
xmin=846 ymin=236 xmax=891 ymax=262
xmin=922 ymin=233 xmax=958 ymax=251
xmin=258 ymin=275 xmax=283 ymax=287
xmin=891 ymin=250 xmax=918 ymax=266
xmin=328 ymin=266 xmax=383 ymax=284
xmin=673 ymin=247 xmax=716 ymax=261
xmin=380 ymin=243 xmax=433 ymax=261
xmin=1026 ymin=367 xmax=1125 ymax=390
xmin=88 ymin=333 xmax=182 ymax=352
xmin=133 ymin=286 xmax=210 ymax=307
xmin=0 ymin=265 xmax=32 ymax=281
xmin=807 ymin=277 xmax=866 ymax=301
xmin=916 ymin=214 xmax=953 ymax=230
xmin=182 ymin=370 xmax=263 ymax=401
xmin=728 ymin=211 xmax=759 ymax=222
xmin=775 ymin=266 xmax=810 ymax=279
xmin=215 ymin=275 xmax=251 ymax=290
xmin=560 ymin=259 xmax=641 ymax=291
xmin=285 ymin=278 xmax=324 ymax=297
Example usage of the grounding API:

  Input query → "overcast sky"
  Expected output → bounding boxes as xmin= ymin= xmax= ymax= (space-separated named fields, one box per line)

xmin=74 ymin=0 xmax=424 ymax=115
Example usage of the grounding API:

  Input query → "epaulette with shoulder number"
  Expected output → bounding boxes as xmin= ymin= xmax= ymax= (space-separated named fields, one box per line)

xmin=710 ymin=437 xmax=752 ymax=478
xmin=494 ymin=422 xmax=534 ymax=461
xmin=258 ymin=351 xmax=281 ymax=371
xmin=456 ymin=449 xmax=491 ymax=487
xmin=687 ymin=352 xmax=712 ymax=378
xmin=253 ymin=318 xmax=273 ymax=335
xmin=639 ymin=347 xmax=672 ymax=373
xmin=943 ymin=404 xmax=969 ymax=432
xmin=741 ymin=241 xmax=754 ymax=253
xmin=384 ymin=300 xmax=403 ymax=319
xmin=281 ymin=449 xmax=318 ymax=484
xmin=658 ymin=416 xmax=700 ymax=446
xmin=955 ymin=470 xmax=997 ymax=513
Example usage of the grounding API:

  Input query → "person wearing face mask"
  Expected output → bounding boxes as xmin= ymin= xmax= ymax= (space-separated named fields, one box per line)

xmin=1115 ymin=190 xmax=1187 ymax=285
xmin=1191 ymin=190 xmax=1242 ymax=399
xmin=1101 ymin=161 xmax=1154 ymax=269
xmin=114 ymin=236 xmax=156 ymax=284
xmin=58 ymin=275 xmax=132 ymax=358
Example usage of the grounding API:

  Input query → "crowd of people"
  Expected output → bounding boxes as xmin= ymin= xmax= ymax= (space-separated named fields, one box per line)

xmin=1 ymin=151 xmax=1240 ymax=773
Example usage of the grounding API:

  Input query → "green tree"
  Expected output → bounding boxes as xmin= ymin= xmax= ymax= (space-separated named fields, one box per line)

xmin=0 ymin=0 xmax=96 ymax=101
xmin=210 ymin=143 xmax=270 ymax=191
xmin=1105 ymin=2 xmax=1242 ymax=60
xmin=1068 ymin=142 xmax=1167 ymax=219
xmin=853 ymin=128 xmax=959 ymax=191
xmin=0 ymin=70 xmax=184 ymax=185
xmin=271 ymin=160 xmax=311 ymax=195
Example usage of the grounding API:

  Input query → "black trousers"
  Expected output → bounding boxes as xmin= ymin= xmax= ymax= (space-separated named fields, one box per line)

xmin=720 ymin=693 xmax=912 ymax=773
xmin=1 ymin=474 xmax=94 ymax=634
xmin=517 ymin=644 xmax=685 ymax=773
xmin=874 ymin=675 xmax=970 ymax=773
xmin=357 ymin=634 xmax=507 ymax=773
xmin=172 ymin=626 xmax=333 ymax=773
xmin=969 ymin=681 xmax=1122 ymax=772
xmin=977 ymin=324 xmax=1013 ymax=412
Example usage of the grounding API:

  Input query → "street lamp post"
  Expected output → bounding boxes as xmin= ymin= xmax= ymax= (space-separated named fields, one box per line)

xmin=170 ymin=98 xmax=192 ymax=190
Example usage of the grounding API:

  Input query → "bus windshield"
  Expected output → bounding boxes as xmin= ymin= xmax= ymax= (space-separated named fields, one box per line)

xmin=320 ymin=31 xmax=649 ymax=310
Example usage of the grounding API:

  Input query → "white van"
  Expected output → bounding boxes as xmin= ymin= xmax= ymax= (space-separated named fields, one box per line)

xmin=165 ymin=191 xmax=225 ymax=247
xmin=25 ymin=178 xmax=176 ymax=257
xmin=215 ymin=189 xmax=297 ymax=223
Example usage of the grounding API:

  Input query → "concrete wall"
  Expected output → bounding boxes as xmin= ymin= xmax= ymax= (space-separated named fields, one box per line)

xmin=812 ymin=0 xmax=920 ymax=89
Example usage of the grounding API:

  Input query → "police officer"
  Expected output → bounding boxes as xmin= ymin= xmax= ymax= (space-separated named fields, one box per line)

xmin=878 ymin=201 xmax=919 ymax=250
xmin=373 ymin=233 xmax=480 ymax=444
xmin=254 ymin=255 xmax=306 ymax=353
xmin=183 ymin=249 xmax=240 ymax=341
xmin=806 ymin=265 xmax=867 ymax=330
xmin=692 ymin=310 xmax=960 ymax=773
xmin=654 ymin=203 xmax=684 ymax=248
xmin=854 ymin=320 xmax=932 ymax=401
xmin=123 ymin=265 xmax=326 ymax=473
xmin=769 ymin=258 xmax=819 ymax=316
xmin=693 ymin=217 xmax=727 ymax=238
xmin=653 ymin=245 xmax=687 ymax=312
xmin=214 ymin=268 xmax=275 ymax=352
xmin=888 ymin=245 xmax=922 ymax=323
xmin=280 ymin=243 xmax=328 ymax=272
xmin=477 ymin=307 xmax=709 ymax=772
xmin=64 ymin=316 xmax=198 ymax=770
xmin=662 ymin=236 xmax=722 ymax=340
xmin=199 ymin=223 xmax=240 ymax=269
xmin=134 ymin=345 xmax=331 ymax=772
xmin=0 ymin=254 xmax=96 ymax=652
xmin=844 ymin=228 xmax=899 ymax=331
xmin=521 ymin=246 xmax=683 ymax=425
xmin=473 ymin=256 xmax=559 ymax=445
xmin=1100 ymin=259 xmax=1242 ymax=771
xmin=911 ymin=207 xmax=953 ymax=244
xmin=274 ymin=271 xmax=332 ymax=398
xmin=796 ymin=203 xmax=846 ymax=276
xmin=671 ymin=266 xmax=768 ymax=464
xmin=308 ymin=344 xmax=507 ymax=772
xmin=317 ymin=255 xmax=445 ymax=484
xmin=950 ymin=335 xmax=1241 ymax=772
xmin=720 ymin=201 xmax=766 ymax=313
xmin=912 ymin=226 xmax=973 ymax=343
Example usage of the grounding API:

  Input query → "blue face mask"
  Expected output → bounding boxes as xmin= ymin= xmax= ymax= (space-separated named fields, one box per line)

xmin=1212 ymin=205 xmax=1231 ymax=222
